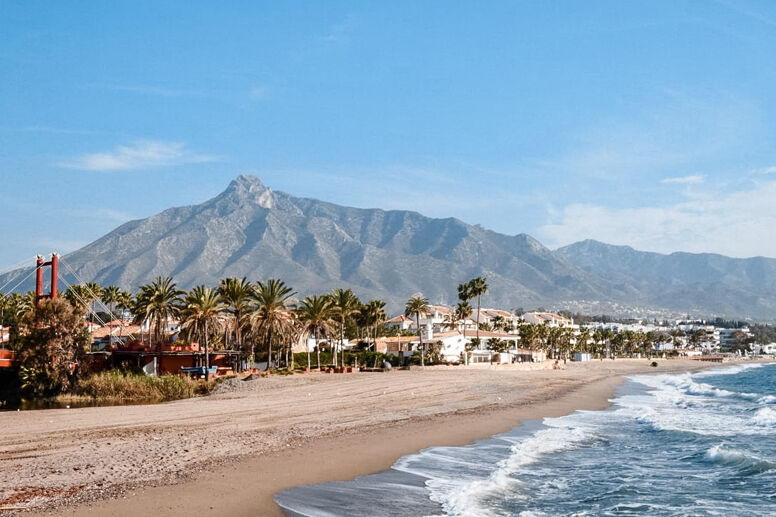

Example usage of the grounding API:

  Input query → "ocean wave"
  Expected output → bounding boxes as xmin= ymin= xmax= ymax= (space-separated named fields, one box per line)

xmin=705 ymin=444 xmax=776 ymax=473
xmin=631 ymin=373 xmax=733 ymax=399
xmin=613 ymin=382 xmax=773 ymax=437
xmin=419 ymin=422 xmax=597 ymax=517
xmin=752 ymin=407 xmax=776 ymax=426
xmin=630 ymin=369 xmax=775 ymax=409
xmin=693 ymin=362 xmax=766 ymax=378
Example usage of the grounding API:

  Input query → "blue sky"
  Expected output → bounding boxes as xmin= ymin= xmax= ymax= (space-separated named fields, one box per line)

xmin=2 ymin=1 xmax=776 ymax=271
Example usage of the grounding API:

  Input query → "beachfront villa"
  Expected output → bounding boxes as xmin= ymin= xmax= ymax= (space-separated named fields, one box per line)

xmin=378 ymin=325 xmax=546 ymax=365
xmin=385 ymin=314 xmax=413 ymax=332
xmin=521 ymin=311 xmax=574 ymax=327
xmin=77 ymin=302 xmax=773 ymax=377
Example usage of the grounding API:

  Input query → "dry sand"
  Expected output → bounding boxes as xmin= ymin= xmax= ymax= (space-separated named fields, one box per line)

xmin=0 ymin=359 xmax=739 ymax=515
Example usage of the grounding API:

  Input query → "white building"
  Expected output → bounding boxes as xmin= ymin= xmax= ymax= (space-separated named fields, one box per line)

xmin=385 ymin=315 xmax=414 ymax=332
xmin=522 ymin=312 xmax=573 ymax=327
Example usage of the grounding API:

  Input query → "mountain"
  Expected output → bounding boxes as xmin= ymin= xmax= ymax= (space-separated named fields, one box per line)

xmin=1 ymin=175 xmax=774 ymax=320
xmin=555 ymin=240 xmax=776 ymax=320
xmin=0 ymin=176 xmax=612 ymax=312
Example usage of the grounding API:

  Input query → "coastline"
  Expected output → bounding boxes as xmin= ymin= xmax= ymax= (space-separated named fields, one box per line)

xmin=5 ymin=359 xmax=736 ymax=516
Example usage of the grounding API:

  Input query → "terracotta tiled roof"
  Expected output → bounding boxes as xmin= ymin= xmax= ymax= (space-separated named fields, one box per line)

xmin=91 ymin=324 xmax=142 ymax=339
xmin=429 ymin=330 xmax=463 ymax=339
xmin=387 ymin=315 xmax=413 ymax=323
xmin=463 ymin=330 xmax=519 ymax=339
xmin=376 ymin=335 xmax=419 ymax=344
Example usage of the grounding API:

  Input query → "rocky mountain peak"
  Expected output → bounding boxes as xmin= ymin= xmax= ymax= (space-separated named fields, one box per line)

xmin=223 ymin=174 xmax=275 ymax=208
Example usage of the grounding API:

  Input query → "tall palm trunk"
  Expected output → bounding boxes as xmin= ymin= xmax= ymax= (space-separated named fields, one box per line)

xmin=235 ymin=309 xmax=242 ymax=354
xmin=417 ymin=313 xmax=424 ymax=367
xmin=267 ymin=328 xmax=273 ymax=372
xmin=339 ymin=317 xmax=345 ymax=368
xmin=204 ymin=320 xmax=210 ymax=382
xmin=308 ymin=328 xmax=314 ymax=370
xmin=315 ymin=329 xmax=321 ymax=371
xmin=476 ymin=295 xmax=481 ymax=341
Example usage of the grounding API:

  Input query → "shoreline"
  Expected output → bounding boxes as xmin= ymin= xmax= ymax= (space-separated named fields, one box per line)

xmin=6 ymin=359 xmax=745 ymax=516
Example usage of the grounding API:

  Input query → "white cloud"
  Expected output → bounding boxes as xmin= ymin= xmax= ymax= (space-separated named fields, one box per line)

xmin=661 ymin=174 xmax=705 ymax=185
xmin=539 ymin=180 xmax=776 ymax=258
xmin=752 ymin=165 xmax=776 ymax=175
xmin=59 ymin=140 xmax=217 ymax=171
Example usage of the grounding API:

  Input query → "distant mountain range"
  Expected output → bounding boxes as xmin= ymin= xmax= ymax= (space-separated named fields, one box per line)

xmin=2 ymin=175 xmax=775 ymax=321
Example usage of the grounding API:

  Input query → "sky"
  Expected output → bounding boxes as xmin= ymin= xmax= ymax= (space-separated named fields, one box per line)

xmin=2 ymin=1 xmax=776 ymax=272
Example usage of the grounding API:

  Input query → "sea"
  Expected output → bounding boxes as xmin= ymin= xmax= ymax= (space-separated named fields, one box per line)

xmin=275 ymin=362 xmax=776 ymax=516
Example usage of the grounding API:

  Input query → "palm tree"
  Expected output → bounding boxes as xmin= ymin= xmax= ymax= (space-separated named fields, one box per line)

xmin=12 ymin=292 xmax=35 ymax=320
xmin=546 ymin=326 xmax=562 ymax=359
xmin=576 ymin=328 xmax=591 ymax=353
xmin=132 ymin=276 xmax=183 ymax=375
xmin=467 ymin=277 xmax=488 ymax=341
xmin=611 ymin=332 xmax=625 ymax=358
xmin=601 ymin=328 xmax=614 ymax=358
xmin=100 ymin=285 xmax=123 ymax=348
xmin=296 ymin=295 xmax=334 ymax=370
xmin=250 ymin=279 xmax=295 ymax=372
xmin=329 ymin=288 xmax=361 ymax=368
xmin=115 ymin=290 xmax=132 ymax=319
xmin=534 ymin=324 xmax=549 ymax=353
xmin=405 ymin=295 xmax=430 ymax=367
xmin=362 ymin=300 xmax=386 ymax=351
xmin=181 ymin=286 xmax=226 ymax=381
xmin=457 ymin=282 xmax=472 ymax=303
xmin=63 ymin=284 xmax=93 ymax=315
xmin=455 ymin=301 xmax=472 ymax=330
xmin=101 ymin=285 xmax=121 ymax=320
xmin=84 ymin=282 xmax=103 ymax=323
xmin=0 ymin=292 xmax=9 ymax=328
xmin=219 ymin=277 xmax=254 ymax=358
xmin=592 ymin=329 xmax=604 ymax=357
xmin=518 ymin=323 xmax=536 ymax=350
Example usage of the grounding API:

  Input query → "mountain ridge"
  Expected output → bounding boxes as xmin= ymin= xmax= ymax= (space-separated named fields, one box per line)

xmin=2 ymin=175 xmax=774 ymax=320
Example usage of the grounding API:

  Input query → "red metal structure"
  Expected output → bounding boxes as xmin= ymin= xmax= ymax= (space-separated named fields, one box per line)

xmin=35 ymin=253 xmax=59 ymax=306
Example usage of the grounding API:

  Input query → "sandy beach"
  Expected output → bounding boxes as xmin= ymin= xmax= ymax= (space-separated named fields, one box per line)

xmin=0 ymin=359 xmax=738 ymax=516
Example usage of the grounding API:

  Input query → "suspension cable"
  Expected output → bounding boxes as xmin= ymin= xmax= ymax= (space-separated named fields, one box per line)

xmin=0 ymin=256 xmax=41 ymax=293
xmin=59 ymin=258 xmax=112 ymax=314
xmin=58 ymin=276 xmax=110 ymax=328
xmin=0 ymin=266 xmax=40 ymax=296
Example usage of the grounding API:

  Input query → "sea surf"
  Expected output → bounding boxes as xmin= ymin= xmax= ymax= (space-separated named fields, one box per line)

xmin=276 ymin=362 xmax=776 ymax=516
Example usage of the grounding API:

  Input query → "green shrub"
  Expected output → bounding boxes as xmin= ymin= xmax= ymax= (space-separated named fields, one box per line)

xmin=293 ymin=351 xmax=333 ymax=369
xmin=76 ymin=370 xmax=199 ymax=402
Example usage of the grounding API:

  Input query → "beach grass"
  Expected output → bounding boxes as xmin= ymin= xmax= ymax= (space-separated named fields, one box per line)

xmin=75 ymin=370 xmax=203 ymax=402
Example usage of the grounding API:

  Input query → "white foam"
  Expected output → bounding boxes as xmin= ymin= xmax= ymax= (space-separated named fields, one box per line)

xmin=752 ymin=407 xmax=776 ymax=426
xmin=617 ymin=372 xmax=776 ymax=437
xmin=693 ymin=362 xmax=765 ymax=378
xmin=417 ymin=421 xmax=596 ymax=517
xmin=404 ymin=365 xmax=776 ymax=516
xmin=705 ymin=444 xmax=775 ymax=472
xmin=633 ymin=372 xmax=737 ymax=398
